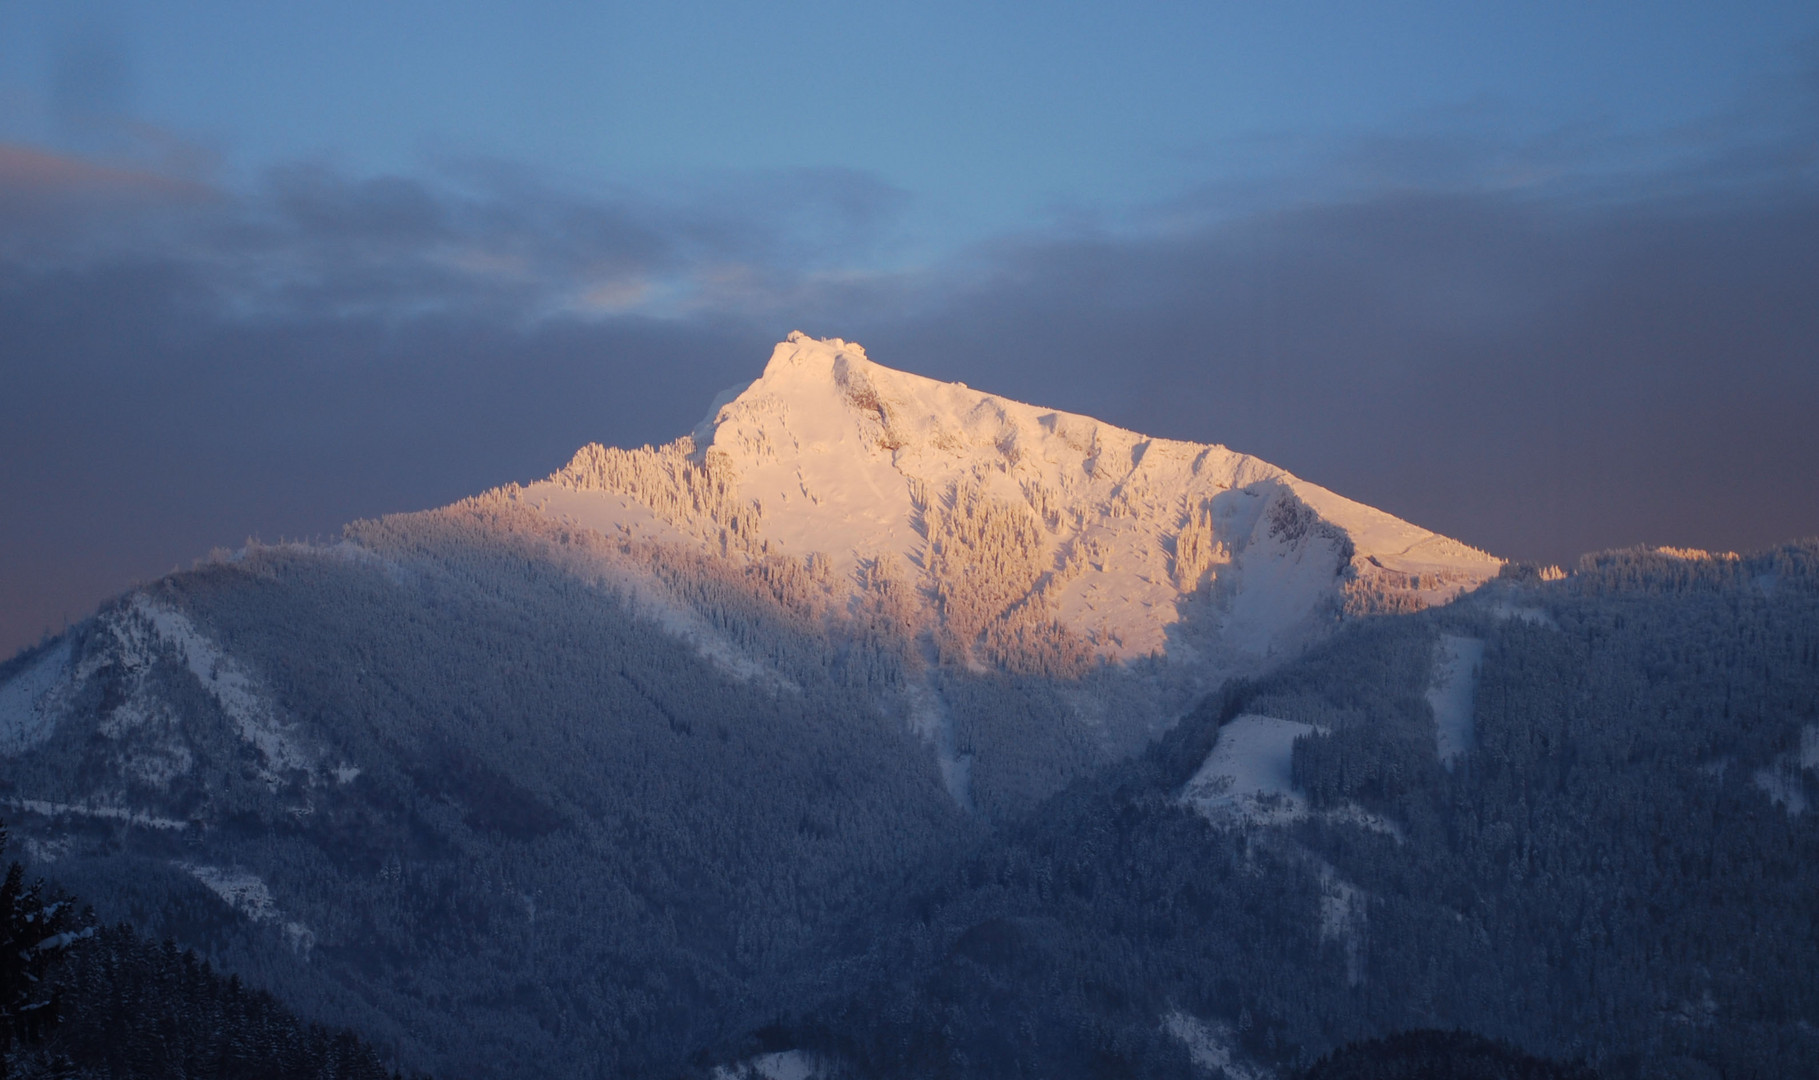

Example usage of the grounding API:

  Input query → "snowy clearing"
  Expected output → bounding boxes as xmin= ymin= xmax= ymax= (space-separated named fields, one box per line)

xmin=181 ymin=862 xmax=316 ymax=956
xmin=1429 ymin=635 xmax=1484 ymax=769
xmin=132 ymin=596 xmax=317 ymax=785
xmin=1316 ymin=862 xmax=1369 ymax=987
xmin=1181 ymin=713 xmax=1319 ymax=824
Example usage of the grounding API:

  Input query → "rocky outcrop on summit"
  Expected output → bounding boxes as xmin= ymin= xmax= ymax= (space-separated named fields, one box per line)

xmin=513 ymin=332 xmax=1501 ymax=673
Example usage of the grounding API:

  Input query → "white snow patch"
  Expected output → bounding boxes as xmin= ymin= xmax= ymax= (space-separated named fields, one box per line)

xmin=713 ymin=1050 xmax=828 ymax=1080
xmin=1317 ymin=863 xmax=1369 ymax=986
xmin=0 ymin=640 xmax=73 ymax=755
xmin=130 ymin=596 xmax=316 ymax=786
xmin=1218 ymin=497 xmax=1348 ymax=658
xmin=332 ymin=764 xmax=361 ymax=784
xmin=183 ymin=863 xmax=281 ymax=922
xmin=21 ymin=836 xmax=71 ymax=865
xmin=499 ymin=526 xmax=801 ymax=690
xmin=1162 ymin=1011 xmax=1271 ymax=1080
xmin=617 ymin=584 xmax=795 ymax=688
xmin=283 ymin=921 xmax=317 ymax=958
xmin=180 ymin=862 xmax=316 ymax=956
xmin=318 ymin=539 xmax=412 ymax=585
xmin=1754 ymin=724 xmax=1818 ymax=815
xmin=537 ymin=333 xmax=1500 ymax=676
xmin=1428 ymin=635 xmax=1484 ymax=769
xmin=6 ymin=798 xmax=187 ymax=831
xmin=1182 ymin=714 xmax=1318 ymax=825
xmin=904 ymin=677 xmax=972 ymax=811
xmin=1754 ymin=768 xmax=1806 ymax=815
xmin=520 ymin=483 xmax=702 ymax=552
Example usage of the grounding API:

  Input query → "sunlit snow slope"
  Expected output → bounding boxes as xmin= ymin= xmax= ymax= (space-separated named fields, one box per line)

xmin=512 ymin=332 xmax=1500 ymax=672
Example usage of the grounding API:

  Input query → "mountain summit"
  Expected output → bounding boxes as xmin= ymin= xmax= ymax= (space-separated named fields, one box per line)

xmin=513 ymin=332 xmax=1500 ymax=671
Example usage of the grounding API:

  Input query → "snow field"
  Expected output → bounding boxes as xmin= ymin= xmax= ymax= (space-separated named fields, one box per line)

xmin=1181 ymin=714 xmax=1320 ymax=824
xmin=529 ymin=334 xmax=1501 ymax=674
xmin=1428 ymin=634 xmax=1485 ymax=769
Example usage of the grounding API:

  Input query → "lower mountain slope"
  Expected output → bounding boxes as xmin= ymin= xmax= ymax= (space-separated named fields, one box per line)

xmin=1 ymin=513 xmax=1814 ymax=1076
xmin=0 ymin=504 xmax=970 ymax=1078
xmin=746 ymin=542 xmax=1819 ymax=1079
xmin=0 ymin=820 xmax=414 ymax=1080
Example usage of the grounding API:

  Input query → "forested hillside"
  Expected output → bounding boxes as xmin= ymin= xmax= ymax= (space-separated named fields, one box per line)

xmin=750 ymin=543 xmax=1819 ymax=1079
xmin=0 ymin=400 xmax=1812 ymax=1077
xmin=1 ymin=821 xmax=413 ymax=1080
xmin=0 ymin=504 xmax=972 ymax=1077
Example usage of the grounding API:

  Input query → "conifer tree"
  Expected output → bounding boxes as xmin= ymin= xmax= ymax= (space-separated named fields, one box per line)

xmin=0 ymin=821 xmax=88 ymax=1079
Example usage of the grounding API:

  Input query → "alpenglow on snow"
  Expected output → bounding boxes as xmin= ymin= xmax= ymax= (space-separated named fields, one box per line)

xmin=510 ymin=332 xmax=1501 ymax=671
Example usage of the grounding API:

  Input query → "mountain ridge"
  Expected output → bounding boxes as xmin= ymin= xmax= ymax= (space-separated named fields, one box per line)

xmin=509 ymin=332 xmax=1501 ymax=674
xmin=0 ymin=331 xmax=1813 ymax=1077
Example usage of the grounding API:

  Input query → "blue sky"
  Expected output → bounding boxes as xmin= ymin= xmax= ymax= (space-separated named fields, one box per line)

xmin=2 ymin=2 xmax=1818 ymax=653
xmin=5 ymin=1 xmax=1814 ymax=251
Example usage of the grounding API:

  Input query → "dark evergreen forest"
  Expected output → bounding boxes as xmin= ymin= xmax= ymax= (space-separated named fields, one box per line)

xmin=1 ymin=508 xmax=1813 ymax=1078
xmin=770 ymin=545 xmax=1819 ymax=1078
xmin=1 ymin=822 xmax=412 ymax=1080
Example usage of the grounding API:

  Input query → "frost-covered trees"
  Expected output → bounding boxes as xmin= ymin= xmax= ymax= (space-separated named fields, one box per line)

xmin=1172 ymin=502 xmax=1229 ymax=590
xmin=917 ymin=480 xmax=1093 ymax=676
xmin=552 ymin=438 xmax=762 ymax=554
xmin=0 ymin=824 xmax=86 ymax=1073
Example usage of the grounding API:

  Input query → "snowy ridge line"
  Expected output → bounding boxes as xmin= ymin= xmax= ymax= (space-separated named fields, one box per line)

xmin=506 ymin=333 xmax=1502 ymax=675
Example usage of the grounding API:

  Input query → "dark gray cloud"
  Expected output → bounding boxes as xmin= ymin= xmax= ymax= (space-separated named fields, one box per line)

xmin=843 ymin=186 xmax=1819 ymax=567
xmin=0 ymin=150 xmax=820 ymax=650
xmin=4 ymin=102 xmax=1818 ymax=655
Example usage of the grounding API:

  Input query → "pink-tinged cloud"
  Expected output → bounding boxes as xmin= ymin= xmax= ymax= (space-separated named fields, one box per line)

xmin=0 ymin=143 xmax=211 ymax=201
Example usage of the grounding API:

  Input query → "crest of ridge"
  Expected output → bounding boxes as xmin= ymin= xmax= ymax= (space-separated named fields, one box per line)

xmin=518 ymin=333 xmax=1503 ymax=667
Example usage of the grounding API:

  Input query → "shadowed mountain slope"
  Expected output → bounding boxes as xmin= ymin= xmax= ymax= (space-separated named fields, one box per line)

xmin=30 ymin=339 xmax=1801 ymax=1079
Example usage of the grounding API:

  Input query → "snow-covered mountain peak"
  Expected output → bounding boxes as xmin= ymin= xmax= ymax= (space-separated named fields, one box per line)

xmin=696 ymin=330 xmax=1039 ymax=479
xmin=517 ymin=334 xmax=1502 ymax=670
